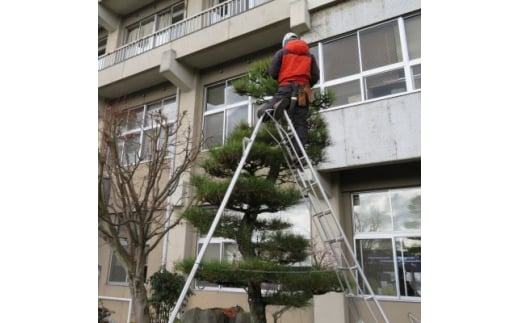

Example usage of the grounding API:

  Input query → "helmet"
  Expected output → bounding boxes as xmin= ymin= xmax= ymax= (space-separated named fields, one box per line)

xmin=282 ymin=32 xmax=299 ymax=47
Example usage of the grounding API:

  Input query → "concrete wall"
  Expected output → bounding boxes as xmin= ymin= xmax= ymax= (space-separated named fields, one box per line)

xmin=320 ymin=92 xmax=421 ymax=171
xmin=306 ymin=0 xmax=421 ymax=43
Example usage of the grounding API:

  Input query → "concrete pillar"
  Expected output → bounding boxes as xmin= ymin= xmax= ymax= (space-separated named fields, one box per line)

xmin=290 ymin=0 xmax=311 ymax=34
xmin=160 ymin=49 xmax=194 ymax=92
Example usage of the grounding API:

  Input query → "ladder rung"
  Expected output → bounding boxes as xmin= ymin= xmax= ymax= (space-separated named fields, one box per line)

xmin=302 ymin=181 xmax=318 ymax=192
xmin=338 ymin=265 xmax=358 ymax=271
xmin=324 ymin=236 xmax=344 ymax=244
xmin=312 ymin=209 xmax=332 ymax=217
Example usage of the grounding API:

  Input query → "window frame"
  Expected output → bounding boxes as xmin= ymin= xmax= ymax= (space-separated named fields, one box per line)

xmin=98 ymin=36 xmax=107 ymax=57
xmin=124 ymin=1 xmax=185 ymax=45
xmin=107 ymin=238 xmax=129 ymax=285
xmin=202 ymin=77 xmax=255 ymax=149
xmin=194 ymin=237 xmax=245 ymax=292
xmin=351 ymin=186 xmax=421 ymax=301
xmin=313 ymin=12 xmax=421 ymax=110
xmin=116 ymin=94 xmax=178 ymax=166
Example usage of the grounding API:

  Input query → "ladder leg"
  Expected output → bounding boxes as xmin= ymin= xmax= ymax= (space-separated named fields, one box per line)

xmin=269 ymin=111 xmax=390 ymax=323
xmin=168 ymin=117 xmax=265 ymax=323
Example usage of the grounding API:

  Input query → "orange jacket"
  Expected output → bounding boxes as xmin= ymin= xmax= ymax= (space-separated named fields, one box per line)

xmin=269 ymin=39 xmax=320 ymax=87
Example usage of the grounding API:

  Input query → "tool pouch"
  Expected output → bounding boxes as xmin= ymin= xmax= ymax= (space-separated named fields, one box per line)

xmin=297 ymin=84 xmax=312 ymax=106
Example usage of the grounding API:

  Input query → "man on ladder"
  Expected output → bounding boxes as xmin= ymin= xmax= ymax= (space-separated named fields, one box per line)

xmin=258 ymin=32 xmax=320 ymax=164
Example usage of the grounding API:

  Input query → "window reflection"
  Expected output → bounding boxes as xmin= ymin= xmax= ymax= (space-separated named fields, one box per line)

xmin=396 ymin=237 xmax=421 ymax=296
xmin=364 ymin=69 xmax=406 ymax=99
xmin=360 ymin=20 xmax=402 ymax=71
xmin=352 ymin=187 xmax=420 ymax=299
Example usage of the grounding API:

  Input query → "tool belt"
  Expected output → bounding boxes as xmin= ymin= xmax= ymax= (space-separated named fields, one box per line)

xmin=299 ymin=83 xmax=312 ymax=106
xmin=289 ymin=82 xmax=312 ymax=106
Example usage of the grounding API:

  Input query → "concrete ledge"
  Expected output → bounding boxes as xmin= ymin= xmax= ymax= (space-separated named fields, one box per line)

xmin=159 ymin=49 xmax=194 ymax=92
xmin=290 ymin=0 xmax=311 ymax=34
xmin=98 ymin=3 xmax=120 ymax=32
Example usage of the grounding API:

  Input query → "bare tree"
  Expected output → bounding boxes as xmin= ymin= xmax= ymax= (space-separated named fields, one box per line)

xmin=98 ymin=107 xmax=201 ymax=323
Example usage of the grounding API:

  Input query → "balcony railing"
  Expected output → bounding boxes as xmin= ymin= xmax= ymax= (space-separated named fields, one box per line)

xmin=98 ymin=0 xmax=271 ymax=71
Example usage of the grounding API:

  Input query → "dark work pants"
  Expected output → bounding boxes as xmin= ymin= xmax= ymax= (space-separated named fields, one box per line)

xmin=272 ymin=86 xmax=309 ymax=156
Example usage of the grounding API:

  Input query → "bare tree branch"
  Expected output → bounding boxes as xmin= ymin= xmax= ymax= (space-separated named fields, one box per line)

xmin=99 ymin=106 xmax=202 ymax=323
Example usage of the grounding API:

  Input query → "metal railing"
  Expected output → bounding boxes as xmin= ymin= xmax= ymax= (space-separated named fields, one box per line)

xmin=98 ymin=0 xmax=271 ymax=70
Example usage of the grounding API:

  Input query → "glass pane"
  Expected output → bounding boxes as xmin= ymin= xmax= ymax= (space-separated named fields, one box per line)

xmin=225 ymin=81 xmax=244 ymax=105
xmin=116 ymin=139 xmax=125 ymax=165
xmin=126 ymin=107 xmax=144 ymax=131
xmin=412 ymin=64 xmax=421 ymax=90
xmin=225 ymin=105 xmax=248 ymax=138
xmin=141 ymin=129 xmax=152 ymax=160
xmin=309 ymin=45 xmax=318 ymax=61
xmin=352 ymin=191 xmax=392 ymax=233
xmin=196 ymin=242 xmax=221 ymax=288
xmin=364 ymin=68 xmax=406 ymax=100
xmin=126 ymin=25 xmax=140 ymax=44
xmin=405 ymin=15 xmax=421 ymax=60
xmin=162 ymin=97 xmax=177 ymax=121
xmin=141 ymin=129 xmax=162 ymax=161
xmin=122 ymin=133 xmax=141 ymax=164
xmin=199 ymin=243 xmax=221 ymax=261
xmin=327 ymin=80 xmax=361 ymax=108
xmin=172 ymin=3 xmax=184 ymax=23
xmin=203 ymin=112 xmax=224 ymax=148
xmin=323 ymin=34 xmax=360 ymax=81
xmin=140 ymin=18 xmax=155 ymax=38
xmin=108 ymin=252 xmax=127 ymax=283
xmin=356 ymin=239 xmax=396 ymax=296
xmin=360 ymin=20 xmax=402 ymax=70
xmin=98 ymin=37 xmax=107 ymax=57
xmin=391 ymin=187 xmax=421 ymax=231
xmin=206 ymin=84 xmax=225 ymax=111
xmin=157 ymin=11 xmax=172 ymax=30
xmin=395 ymin=237 xmax=421 ymax=296
xmin=145 ymin=102 xmax=162 ymax=127
xmin=223 ymin=242 xmax=242 ymax=263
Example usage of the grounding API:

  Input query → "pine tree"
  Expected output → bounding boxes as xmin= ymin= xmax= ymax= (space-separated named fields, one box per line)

xmin=179 ymin=59 xmax=338 ymax=323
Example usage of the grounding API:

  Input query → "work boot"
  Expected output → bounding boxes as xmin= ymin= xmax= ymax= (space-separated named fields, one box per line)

xmin=273 ymin=98 xmax=289 ymax=120
xmin=256 ymin=103 xmax=274 ymax=121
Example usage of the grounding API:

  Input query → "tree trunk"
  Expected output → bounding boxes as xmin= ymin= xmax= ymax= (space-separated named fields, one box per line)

xmin=128 ymin=274 xmax=151 ymax=323
xmin=247 ymin=281 xmax=267 ymax=323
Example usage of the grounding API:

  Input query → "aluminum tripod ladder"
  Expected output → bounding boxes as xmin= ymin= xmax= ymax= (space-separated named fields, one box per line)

xmin=168 ymin=109 xmax=389 ymax=323
xmin=265 ymin=110 xmax=390 ymax=323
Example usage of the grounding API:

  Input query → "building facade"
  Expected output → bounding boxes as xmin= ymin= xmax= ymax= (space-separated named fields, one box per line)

xmin=98 ymin=0 xmax=421 ymax=322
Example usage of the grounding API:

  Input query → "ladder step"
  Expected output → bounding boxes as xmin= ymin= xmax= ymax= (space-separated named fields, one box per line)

xmin=338 ymin=265 xmax=358 ymax=271
xmin=302 ymin=181 xmax=318 ymax=191
xmin=324 ymin=236 xmax=344 ymax=244
xmin=312 ymin=209 xmax=332 ymax=218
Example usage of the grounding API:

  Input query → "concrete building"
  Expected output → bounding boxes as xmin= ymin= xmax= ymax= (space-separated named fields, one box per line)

xmin=98 ymin=0 xmax=421 ymax=322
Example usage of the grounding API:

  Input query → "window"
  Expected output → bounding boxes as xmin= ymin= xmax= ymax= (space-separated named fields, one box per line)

xmin=352 ymin=187 xmax=421 ymax=299
xmin=107 ymin=238 xmax=149 ymax=285
xmin=108 ymin=239 xmax=128 ymax=284
xmin=98 ymin=36 xmax=107 ymax=57
xmin=203 ymin=78 xmax=257 ymax=148
xmin=117 ymin=96 xmax=177 ymax=165
xmin=195 ymin=237 xmax=242 ymax=289
xmin=124 ymin=2 xmax=185 ymax=48
xmin=313 ymin=13 xmax=421 ymax=108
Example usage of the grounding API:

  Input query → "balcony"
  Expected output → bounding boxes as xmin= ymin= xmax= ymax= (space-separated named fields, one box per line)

xmin=99 ymin=0 xmax=277 ymax=71
xmin=98 ymin=0 xmax=320 ymax=98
